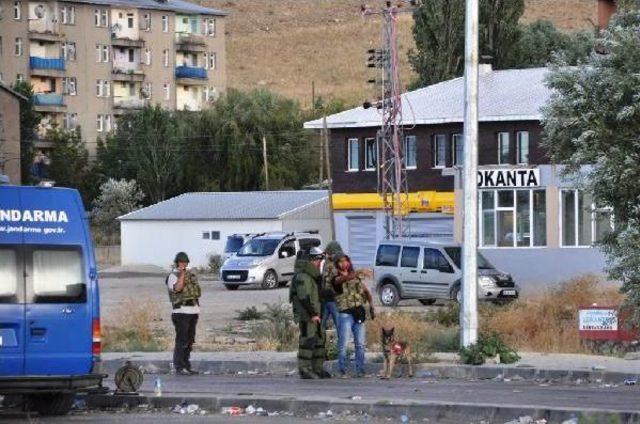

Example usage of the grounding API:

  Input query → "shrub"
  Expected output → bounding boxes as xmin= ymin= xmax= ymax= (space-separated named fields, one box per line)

xmin=251 ymin=303 xmax=298 ymax=351
xmin=235 ymin=306 xmax=264 ymax=321
xmin=102 ymin=298 xmax=167 ymax=352
xmin=459 ymin=331 xmax=520 ymax=365
xmin=425 ymin=303 xmax=460 ymax=327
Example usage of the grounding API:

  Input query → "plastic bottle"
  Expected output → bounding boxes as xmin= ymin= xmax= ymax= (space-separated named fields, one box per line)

xmin=154 ymin=378 xmax=163 ymax=397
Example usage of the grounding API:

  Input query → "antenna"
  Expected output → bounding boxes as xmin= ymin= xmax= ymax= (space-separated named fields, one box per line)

xmin=362 ymin=1 xmax=418 ymax=239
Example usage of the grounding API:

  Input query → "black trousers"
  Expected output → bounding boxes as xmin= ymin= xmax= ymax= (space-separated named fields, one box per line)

xmin=171 ymin=313 xmax=198 ymax=371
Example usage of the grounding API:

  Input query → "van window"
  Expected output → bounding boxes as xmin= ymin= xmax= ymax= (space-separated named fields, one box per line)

xmin=299 ymin=238 xmax=321 ymax=251
xmin=237 ymin=239 xmax=279 ymax=256
xmin=224 ymin=236 xmax=245 ymax=253
xmin=32 ymin=249 xmax=86 ymax=303
xmin=443 ymin=247 xmax=494 ymax=270
xmin=375 ymin=245 xmax=400 ymax=266
xmin=400 ymin=246 xmax=420 ymax=268
xmin=0 ymin=248 xmax=19 ymax=303
xmin=279 ymin=240 xmax=296 ymax=258
xmin=424 ymin=248 xmax=453 ymax=273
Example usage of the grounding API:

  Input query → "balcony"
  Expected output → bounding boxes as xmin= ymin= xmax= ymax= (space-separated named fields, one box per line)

xmin=111 ymin=34 xmax=145 ymax=48
xmin=112 ymin=68 xmax=145 ymax=82
xmin=113 ymin=97 xmax=147 ymax=113
xmin=176 ymin=66 xmax=207 ymax=85
xmin=30 ymin=57 xmax=65 ymax=77
xmin=175 ymin=33 xmax=206 ymax=52
xmin=29 ymin=17 xmax=61 ymax=41
xmin=33 ymin=93 xmax=66 ymax=113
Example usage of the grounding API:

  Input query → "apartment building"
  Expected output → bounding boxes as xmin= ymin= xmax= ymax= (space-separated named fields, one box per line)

xmin=0 ymin=0 xmax=226 ymax=154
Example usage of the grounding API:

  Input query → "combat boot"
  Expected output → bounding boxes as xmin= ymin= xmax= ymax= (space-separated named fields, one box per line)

xmin=299 ymin=369 xmax=321 ymax=379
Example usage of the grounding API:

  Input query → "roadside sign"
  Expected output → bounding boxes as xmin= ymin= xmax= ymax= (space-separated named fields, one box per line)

xmin=579 ymin=309 xmax=617 ymax=331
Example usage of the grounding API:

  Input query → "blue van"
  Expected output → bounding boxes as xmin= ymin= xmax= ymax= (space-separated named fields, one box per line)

xmin=0 ymin=185 xmax=104 ymax=415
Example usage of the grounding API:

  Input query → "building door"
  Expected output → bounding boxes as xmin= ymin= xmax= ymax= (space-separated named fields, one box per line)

xmin=409 ymin=217 xmax=453 ymax=241
xmin=347 ymin=216 xmax=377 ymax=267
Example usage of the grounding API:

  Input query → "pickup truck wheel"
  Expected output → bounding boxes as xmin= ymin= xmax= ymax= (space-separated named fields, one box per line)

xmin=224 ymin=284 xmax=239 ymax=290
xmin=379 ymin=283 xmax=400 ymax=307
xmin=31 ymin=393 xmax=74 ymax=416
xmin=418 ymin=299 xmax=437 ymax=306
xmin=261 ymin=270 xmax=278 ymax=290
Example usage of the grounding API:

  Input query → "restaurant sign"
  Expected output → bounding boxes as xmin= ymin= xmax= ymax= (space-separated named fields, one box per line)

xmin=478 ymin=168 xmax=540 ymax=188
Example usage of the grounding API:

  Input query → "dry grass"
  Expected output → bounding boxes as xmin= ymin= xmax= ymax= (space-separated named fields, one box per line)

xmin=483 ymin=275 xmax=623 ymax=353
xmin=200 ymin=0 xmax=594 ymax=105
xmin=102 ymin=297 xmax=169 ymax=352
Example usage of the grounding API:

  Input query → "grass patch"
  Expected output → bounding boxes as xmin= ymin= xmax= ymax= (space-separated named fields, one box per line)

xmin=102 ymin=298 xmax=168 ymax=352
xmin=235 ymin=306 xmax=264 ymax=321
xmin=251 ymin=303 xmax=298 ymax=351
xmin=482 ymin=275 xmax=623 ymax=353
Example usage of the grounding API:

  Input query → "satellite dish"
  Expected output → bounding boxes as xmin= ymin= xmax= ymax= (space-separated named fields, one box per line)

xmin=34 ymin=4 xmax=45 ymax=18
xmin=111 ymin=23 xmax=122 ymax=32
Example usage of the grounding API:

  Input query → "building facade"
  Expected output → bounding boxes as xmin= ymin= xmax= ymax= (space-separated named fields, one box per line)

xmin=0 ymin=82 xmax=26 ymax=184
xmin=0 ymin=0 xmax=226 ymax=154
xmin=305 ymin=67 xmax=610 ymax=288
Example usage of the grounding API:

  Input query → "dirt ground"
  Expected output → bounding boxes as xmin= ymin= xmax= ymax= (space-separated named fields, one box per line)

xmin=99 ymin=272 xmax=434 ymax=352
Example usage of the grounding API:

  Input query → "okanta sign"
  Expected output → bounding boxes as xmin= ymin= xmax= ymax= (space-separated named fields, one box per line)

xmin=477 ymin=168 xmax=540 ymax=188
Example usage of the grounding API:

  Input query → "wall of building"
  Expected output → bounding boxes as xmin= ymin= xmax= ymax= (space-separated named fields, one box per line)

xmin=29 ymin=40 xmax=59 ymax=58
xmin=329 ymin=121 xmax=545 ymax=194
xmin=145 ymin=9 xmax=178 ymax=110
xmin=176 ymin=84 xmax=203 ymax=110
xmin=0 ymin=1 xmax=30 ymax=84
xmin=280 ymin=198 xmax=332 ymax=245
xmin=111 ymin=8 xmax=139 ymax=40
xmin=0 ymin=89 xmax=22 ymax=184
xmin=120 ymin=219 xmax=284 ymax=268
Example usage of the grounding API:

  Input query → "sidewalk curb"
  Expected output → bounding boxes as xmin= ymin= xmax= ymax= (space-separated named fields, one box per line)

xmin=101 ymin=359 xmax=638 ymax=384
xmin=85 ymin=393 xmax=640 ymax=423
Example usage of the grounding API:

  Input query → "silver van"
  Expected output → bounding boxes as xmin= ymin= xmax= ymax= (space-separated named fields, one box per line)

xmin=222 ymin=233 xmax=258 ymax=263
xmin=373 ymin=240 xmax=518 ymax=306
xmin=220 ymin=232 xmax=323 ymax=290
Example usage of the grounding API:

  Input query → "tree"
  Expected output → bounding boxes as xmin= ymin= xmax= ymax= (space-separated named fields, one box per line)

xmin=509 ymin=20 xmax=593 ymax=68
xmin=410 ymin=0 xmax=524 ymax=86
xmin=11 ymin=81 xmax=40 ymax=184
xmin=99 ymin=105 xmax=182 ymax=204
xmin=542 ymin=10 xmax=640 ymax=324
xmin=91 ymin=178 xmax=144 ymax=239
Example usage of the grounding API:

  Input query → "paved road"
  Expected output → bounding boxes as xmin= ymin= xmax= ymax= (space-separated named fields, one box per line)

xmin=109 ymin=374 xmax=640 ymax=413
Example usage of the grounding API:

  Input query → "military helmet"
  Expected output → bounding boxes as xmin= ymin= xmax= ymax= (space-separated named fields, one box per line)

xmin=308 ymin=246 xmax=324 ymax=261
xmin=174 ymin=251 xmax=190 ymax=264
xmin=324 ymin=241 xmax=344 ymax=258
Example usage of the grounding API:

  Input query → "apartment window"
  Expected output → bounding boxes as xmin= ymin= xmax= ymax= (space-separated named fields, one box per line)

xmin=433 ymin=134 xmax=446 ymax=168
xmin=163 ymin=49 xmax=169 ymax=67
xmin=96 ymin=45 xmax=110 ymax=63
xmin=452 ymin=133 xmax=463 ymax=166
xmin=14 ymin=38 xmax=23 ymax=56
xmin=96 ymin=80 xmax=111 ymax=97
xmin=560 ymin=189 xmax=613 ymax=247
xmin=162 ymin=15 xmax=169 ymax=32
xmin=517 ymin=131 xmax=530 ymax=164
xmin=16 ymin=74 xmax=25 ymax=84
xmin=144 ymin=48 xmax=151 ymax=65
xmin=63 ymin=113 xmax=78 ymax=130
xmin=163 ymin=83 xmax=170 ymax=100
xmin=62 ymin=77 xmax=77 ymax=95
xmin=347 ymin=138 xmax=359 ymax=171
xmin=202 ymin=232 xmax=210 ymax=240
xmin=61 ymin=6 xmax=75 ymax=25
xmin=142 ymin=13 xmax=151 ymax=31
xmin=61 ymin=42 xmax=76 ymax=61
xmin=480 ymin=189 xmax=547 ymax=248
xmin=364 ymin=138 xmax=377 ymax=171
xmin=128 ymin=48 xmax=134 ymax=62
xmin=404 ymin=135 xmax=417 ymax=169
xmin=208 ymin=52 xmax=216 ymax=70
xmin=96 ymin=114 xmax=111 ymax=133
xmin=203 ymin=87 xmax=216 ymax=103
xmin=498 ymin=132 xmax=510 ymax=165
xmin=14 ymin=1 xmax=21 ymax=20
xmin=205 ymin=18 xmax=216 ymax=36
xmin=143 ymin=82 xmax=152 ymax=99
xmin=126 ymin=13 xmax=134 ymax=29
xmin=94 ymin=9 xmax=108 ymax=27
xmin=127 ymin=83 xmax=135 ymax=96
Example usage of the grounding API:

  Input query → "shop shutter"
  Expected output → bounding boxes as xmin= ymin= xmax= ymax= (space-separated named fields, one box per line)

xmin=347 ymin=216 xmax=377 ymax=268
xmin=408 ymin=217 xmax=453 ymax=241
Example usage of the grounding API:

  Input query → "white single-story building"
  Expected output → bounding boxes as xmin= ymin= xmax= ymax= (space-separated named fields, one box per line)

xmin=119 ymin=190 xmax=331 ymax=268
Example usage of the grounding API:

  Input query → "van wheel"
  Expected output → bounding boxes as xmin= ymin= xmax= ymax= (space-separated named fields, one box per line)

xmin=224 ymin=284 xmax=239 ymax=291
xmin=262 ymin=270 xmax=278 ymax=290
xmin=451 ymin=286 xmax=462 ymax=304
xmin=379 ymin=283 xmax=400 ymax=307
xmin=418 ymin=299 xmax=437 ymax=306
xmin=31 ymin=393 xmax=74 ymax=416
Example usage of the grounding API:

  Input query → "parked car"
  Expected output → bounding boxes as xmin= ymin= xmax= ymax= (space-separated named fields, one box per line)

xmin=222 ymin=233 xmax=258 ymax=263
xmin=373 ymin=240 xmax=519 ymax=306
xmin=0 ymin=185 xmax=105 ymax=416
xmin=220 ymin=232 xmax=323 ymax=290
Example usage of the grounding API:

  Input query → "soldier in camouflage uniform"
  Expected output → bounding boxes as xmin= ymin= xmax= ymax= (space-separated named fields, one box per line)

xmin=289 ymin=247 xmax=331 ymax=379
xmin=166 ymin=252 xmax=202 ymax=375
xmin=321 ymin=241 xmax=343 ymax=330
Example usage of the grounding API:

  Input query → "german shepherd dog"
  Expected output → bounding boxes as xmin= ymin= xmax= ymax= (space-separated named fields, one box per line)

xmin=380 ymin=326 xmax=413 ymax=379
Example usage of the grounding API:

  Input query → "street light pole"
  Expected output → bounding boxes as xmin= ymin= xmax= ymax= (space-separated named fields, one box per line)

xmin=461 ymin=0 xmax=479 ymax=347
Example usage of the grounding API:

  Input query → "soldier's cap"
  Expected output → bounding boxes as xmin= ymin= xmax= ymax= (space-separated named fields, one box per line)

xmin=174 ymin=252 xmax=190 ymax=263
xmin=308 ymin=246 xmax=324 ymax=261
xmin=324 ymin=241 xmax=344 ymax=256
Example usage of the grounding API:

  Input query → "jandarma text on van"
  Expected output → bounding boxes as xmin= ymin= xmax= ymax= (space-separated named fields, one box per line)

xmin=0 ymin=209 xmax=69 ymax=223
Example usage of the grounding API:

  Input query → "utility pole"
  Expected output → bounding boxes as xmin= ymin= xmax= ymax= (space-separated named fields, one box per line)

xmin=461 ymin=0 xmax=480 ymax=347
xmin=362 ymin=1 xmax=416 ymax=240
xmin=319 ymin=123 xmax=324 ymax=183
xmin=323 ymin=116 xmax=336 ymax=240
xmin=262 ymin=135 xmax=270 ymax=191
